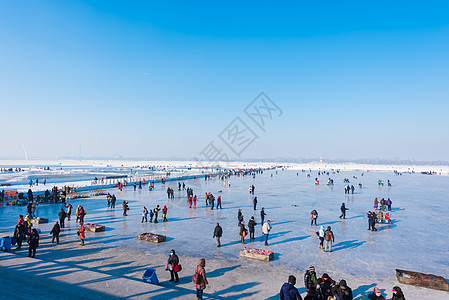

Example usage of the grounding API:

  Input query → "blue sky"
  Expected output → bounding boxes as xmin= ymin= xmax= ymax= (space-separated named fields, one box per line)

xmin=1 ymin=1 xmax=448 ymax=161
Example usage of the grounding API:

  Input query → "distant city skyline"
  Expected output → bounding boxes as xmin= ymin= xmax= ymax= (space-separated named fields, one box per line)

xmin=1 ymin=1 xmax=448 ymax=161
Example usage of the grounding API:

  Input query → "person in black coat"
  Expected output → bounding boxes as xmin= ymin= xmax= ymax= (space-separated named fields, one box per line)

xmin=28 ymin=228 xmax=39 ymax=258
xmin=253 ymin=197 xmax=258 ymax=210
xmin=13 ymin=222 xmax=26 ymax=249
xmin=238 ymin=209 xmax=243 ymax=226
xmin=58 ymin=208 xmax=67 ymax=228
xmin=316 ymin=273 xmax=335 ymax=299
xmin=213 ymin=223 xmax=223 ymax=247
xmin=392 ymin=286 xmax=405 ymax=300
xmin=367 ymin=211 xmax=377 ymax=231
xmin=332 ymin=280 xmax=353 ymax=300
xmin=167 ymin=249 xmax=180 ymax=283
xmin=27 ymin=189 xmax=34 ymax=203
xmin=247 ymin=217 xmax=257 ymax=239
xmin=260 ymin=207 xmax=266 ymax=225
xmin=339 ymin=203 xmax=348 ymax=219
xmin=50 ymin=222 xmax=61 ymax=244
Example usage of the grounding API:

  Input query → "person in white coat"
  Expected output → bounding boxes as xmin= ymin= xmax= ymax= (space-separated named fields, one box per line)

xmin=318 ymin=225 xmax=325 ymax=250
xmin=262 ymin=220 xmax=271 ymax=246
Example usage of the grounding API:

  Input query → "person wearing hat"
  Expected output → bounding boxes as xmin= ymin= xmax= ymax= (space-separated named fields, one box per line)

xmin=213 ymin=223 xmax=223 ymax=247
xmin=50 ymin=221 xmax=61 ymax=244
xmin=332 ymin=279 xmax=353 ymax=300
xmin=304 ymin=266 xmax=317 ymax=293
xmin=167 ymin=249 xmax=180 ymax=283
xmin=316 ymin=273 xmax=336 ymax=299
xmin=239 ymin=221 xmax=248 ymax=244
xmin=58 ymin=208 xmax=67 ymax=228
xmin=391 ymin=286 xmax=405 ymax=300
xmin=248 ymin=216 xmax=257 ymax=239
xmin=368 ymin=287 xmax=385 ymax=300
xmin=280 ymin=275 xmax=302 ymax=300
xmin=27 ymin=228 xmax=40 ymax=258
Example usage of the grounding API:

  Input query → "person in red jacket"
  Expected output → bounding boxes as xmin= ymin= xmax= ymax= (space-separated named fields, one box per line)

xmin=162 ymin=205 xmax=168 ymax=222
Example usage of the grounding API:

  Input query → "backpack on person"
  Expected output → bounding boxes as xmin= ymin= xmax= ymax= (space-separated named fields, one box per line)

xmin=192 ymin=267 xmax=202 ymax=284
xmin=324 ymin=230 xmax=332 ymax=241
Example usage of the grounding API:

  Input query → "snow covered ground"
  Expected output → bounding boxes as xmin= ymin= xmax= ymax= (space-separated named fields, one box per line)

xmin=1 ymin=163 xmax=448 ymax=299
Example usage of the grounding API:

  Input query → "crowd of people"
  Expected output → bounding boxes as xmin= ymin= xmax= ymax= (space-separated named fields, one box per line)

xmin=280 ymin=267 xmax=406 ymax=299
xmin=4 ymin=169 xmax=407 ymax=300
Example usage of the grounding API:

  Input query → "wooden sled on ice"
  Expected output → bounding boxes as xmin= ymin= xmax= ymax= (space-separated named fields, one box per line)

xmin=138 ymin=233 xmax=166 ymax=243
xmin=396 ymin=269 xmax=449 ymax=291
xmin=239 ymin=247 xmax=274 ymax=261
xmin=85 ymin=223 xmax=105 ymax=232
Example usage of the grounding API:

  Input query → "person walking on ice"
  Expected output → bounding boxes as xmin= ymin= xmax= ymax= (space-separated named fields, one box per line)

xmin=311 ymin=209 xmax=318 ymax=226
xmin=317 ymin=225 xmax=325 ymax=249
xmin=50 ymin=221 xmax=61 ymax=244
xmin=141 ymin=206 xmax=148 ymax=223
xmin=213 ymin=223 xmax=222 ymax=247
xmin=324 ymin=226 xmax=334 ymax=252
xmin=154 ymin=205 xmax=160 ymax=223
xmin=193 ymin=258 xmax=208 ymax=300
xmin=260 ymin=207 xmax=266 ymax=225
xmin=262 ymin=220 xmax=271 ymax=246
xmin=339 ymin=203 xmax=348 ymax=219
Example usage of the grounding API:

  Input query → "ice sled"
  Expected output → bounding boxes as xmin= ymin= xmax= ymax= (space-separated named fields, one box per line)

xmin=85 ymin=223 xmax=105 ymax=232
xmin=138 ymin=233 xmax=166 ymax=243
xmin=239 ymin=247 xmax=274 ymax=261
xmin=396 ymin=269 xmax=449 ymax=291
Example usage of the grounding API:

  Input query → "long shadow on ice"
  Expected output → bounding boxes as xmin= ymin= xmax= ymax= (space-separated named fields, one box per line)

xmin=331 ymin=240 xmax=366 ymax=252
xmin=319 ymin=220 xmax=342 ymax=226
xmin=207 ymin=265 xmax=241 ymax=278
xmin=271 ymin=220 xmax=295 ymax=226
xmin=264 ymin=230 xmax=292 ymax=240
xmin=375 ymin=223 xmax=397 ymax=232
xmin=220 ymin=239 xmax=244 ymax=247
xmin=346 ymin=214 xmax=366 ymax=220
xmin=352 ymin=284 xmax=388 ymax=299
xmin=208 ymin=282 xmax=261 ymax=299
xmin=269 ymin=235 xmax=309 ymax=246
xmin=352 ymin=283 xmax=376 ymax=298
xmin=167 ymin=216 xmax=199 ymax=222
xmin=151 ymin=281 xmax=260 ymax=300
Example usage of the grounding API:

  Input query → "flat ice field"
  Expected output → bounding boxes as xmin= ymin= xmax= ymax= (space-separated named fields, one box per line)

xmin=1 ymin=168 xmax=449 ymax=299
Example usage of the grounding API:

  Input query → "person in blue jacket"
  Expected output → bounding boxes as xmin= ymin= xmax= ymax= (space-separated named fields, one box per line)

xmin=280 ymin=275 xmax=303 ymax=300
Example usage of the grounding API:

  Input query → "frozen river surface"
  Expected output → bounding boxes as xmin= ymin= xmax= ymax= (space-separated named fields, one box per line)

xmin=1 ymin=169 xmax=448 ymax=287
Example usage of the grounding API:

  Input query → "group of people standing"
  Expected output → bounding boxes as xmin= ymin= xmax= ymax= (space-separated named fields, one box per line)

xmin=204 ymin=192 xmax=222 ymax=210
xmin=316 ymin=226 xmax=335 ymax=252
xmin=237 ymin=208 xmax=271 ymax=245
xmin=107 ymin=193 xmax=117 ymax=208
xmin=281 ymin=266 xmax=406 ymax=300
xmin=163 ymin=249 xmax=209 ymax=300
xmin=141 ymin=204 xmax=167 ymax=223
